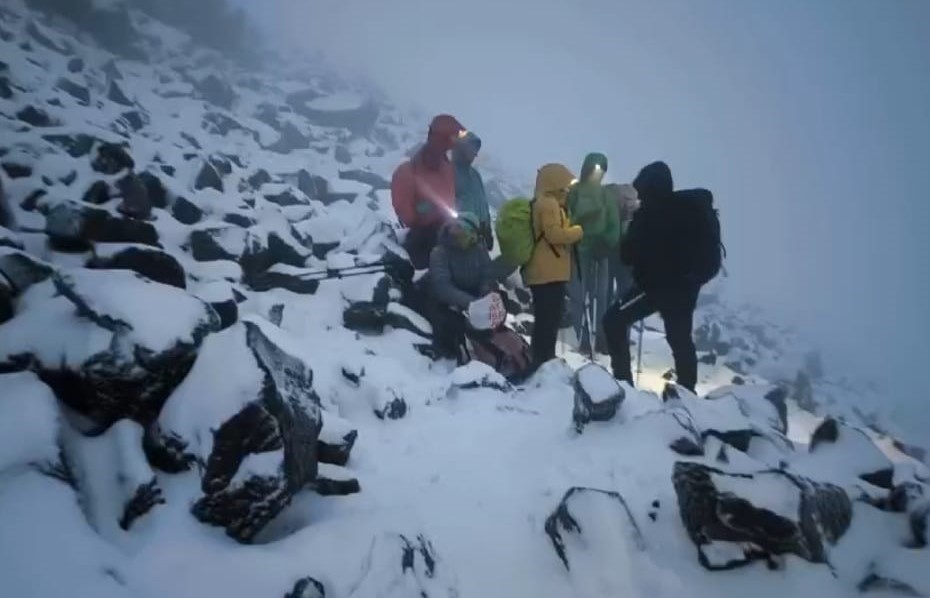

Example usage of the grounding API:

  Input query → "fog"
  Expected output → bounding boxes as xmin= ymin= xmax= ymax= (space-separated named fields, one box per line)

xmin=236 ymin=0 xmax=929 ymax=439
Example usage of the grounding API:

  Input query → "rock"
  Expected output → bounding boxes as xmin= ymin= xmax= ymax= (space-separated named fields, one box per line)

xmin=384 ymin=303 xmax=432 ymax=339
xmin=318 ymin=427 xmax=358 ymax=467
xmin=56 ymin=77 xmax=90 ymax=104
xmin=203 ymin=112 xmax=255 ymax=140
xmin=0 ymin=248 xmax=55 ymax=294
xmin=448 ymin=362 xmax=510 ymax=395
xmin=334 ymin=145 xmax=352 ymax=164
xmin=208 ymin=155 xmax=234 ymax=176
xmin=26 ymin=20 xmax=73 ymax=55
xmin=43 ymin=133 xmax=97 ymax=157
xmin=155 ymin=320 xmax=323 ymax=543
xmin=46 ymin=201 xmax=159 ymax=250
xmin=181 ymin=132 xmax=202 ymax=150
xmin=88 ymin=244 xmax=186 ymax=289
xmin=0 ymin=283 xmax=10 ymax=324
xmin=194 ymin=160 xmax=223 ymax=192
xmin=705 ymin=384 xmax=789 ymax=436
xmin=189 ymin=229 xmax=236 ymax=262
xmin=699 ymin=352 xmax=717 ymax=365
xmin=59 ymin=170 xmax=78 ymax=186
xmin=264 ymin=186 xmax=309 ymax=207
xmin=171 ymin=196 xmax=203 ymax=225
xmin=137 ymin=172 xmax=167 ymax=209
xmin=269 ymin=122 xmax=310 ymax=154
xmin=291 ymin=94 xmax=379 ymax=135
xmin=346 ymin=533 xmax=456 ymax=598
xmin=249 ymin=266 xmax=320 ymax=295
xmin=572 ymin=363 xmax=625 ymax=430
xmin=192 ymin=282 xmax=238 ymax=331
xmin=545 ymin=487 xmax=645 ymax=576
xmin=343 ymin=302 xmax=386 ymax=333
xmin=284 ymin=577 xmax=325 ymax=598
xmin=115 ymin=174 xmax=152 ymax=219
xmin=196 ymin=74 xmax=236 ymax=109
xmin=117 ymin=109 xmax=147 ymax=132
xmin=0 ymin=76 xmax=12 ymax=99
xmin=857 ymin=572 xmax=923 ymax=597
xmin=160 ymin=164 xmax=176 ymax=177
xmin=17 ymin=105 xmax=56 ymax=127
xmin=67 ymin=57 xmax=84 ymax=72
xmin=92 ymin=142 xmax=134 ymax=175
xmin=374 ymin=389 xmax=407 ymax=420
xmin=107 ymin=80 xmax=133 ymax=106
xmin=60 ymin=419 xmax=165 ymax=536
xmin=1 ymin=162 xmax=32 ymax=179
xmin=247 ymin=169 xmax=272 ymax=190
xmin=82 ymin=180 xmax=111 ymax=205
xmin=297 ymin=169 xmax=329 ymax=201
xmin=223 ymin=213 xmax=255 ymax=228
xmin=0 ymin=227 xmax=23 ymax=251
xmin=807 ymin=418 xmax=895 ymax=489
xmin=0 ymin=269 xmax=220 ymax=427
xmin=672 ymin=461 xmax=852 ymax=570
xmin=339 ymin=169 xmax=390 ymax=190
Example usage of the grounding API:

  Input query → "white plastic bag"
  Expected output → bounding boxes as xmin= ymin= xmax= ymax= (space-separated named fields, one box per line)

xmin=467 ymin=292 xmax=506 ymax=330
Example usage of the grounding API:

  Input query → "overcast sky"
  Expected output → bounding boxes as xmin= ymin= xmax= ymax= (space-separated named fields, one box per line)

xmin=236 ymin=0 xmax=930 ymax=440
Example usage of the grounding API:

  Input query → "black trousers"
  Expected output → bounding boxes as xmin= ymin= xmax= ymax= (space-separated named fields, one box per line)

xmin=404 ymin=225 xmax=441 ymax=270
xmin=428 ymin=302 xmax=469 ymax=362
xmin=602 ymin=286 xmax=700 ymax=391
xmin=530 ymin=282 xmax=566 ymax=367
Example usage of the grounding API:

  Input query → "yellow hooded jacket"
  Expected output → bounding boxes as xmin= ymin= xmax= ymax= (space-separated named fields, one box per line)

xmin=523 ymin=163 xmax=584 ymax=286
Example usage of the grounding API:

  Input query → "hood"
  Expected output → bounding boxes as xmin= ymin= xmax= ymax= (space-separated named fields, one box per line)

xmin=452 ymin=131 xmax=481 ymax=166
xmin=579 ymin=152 xmax=608 ymax=183
xmin=438 ymin=211 xmax=481 ymax=248
xmin=426 ymin=114 xmax=465 ymax=153
xmin=534 ymin=163 xmax=575 ymax=205
xmin=674 ymin=188 xmax=714 ymax=209
xmin=633 ymin=161 xmax=673 ymax=203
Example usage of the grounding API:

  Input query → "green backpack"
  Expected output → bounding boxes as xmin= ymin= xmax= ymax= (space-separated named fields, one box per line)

xmin=495 ymin=197 xmax=538 ymax=267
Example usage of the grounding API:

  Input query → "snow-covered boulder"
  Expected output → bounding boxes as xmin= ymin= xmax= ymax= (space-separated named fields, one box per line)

xmin=0 ymin=372 xmax=60 ymax=474
xmin=572 ymin=364 xmax=625 ymax=430
xmin=803 ymin=418 xmax=895 ymax=489
xmin=448 ymin=361 xmax=510 ymax=395
xmin=544 ymin=487 xmax=681 ymax=595
xmin=61 ymin=419 xmax=164 ymax=538
xmin=284 ymin=577 xmax=326 ymax=598
xmin=0 ymin=247 xmax=55 ymax=295
xmin=672 ymin=461 xmax=852 ymax=570
xmin=191 ymin=280 xmax=239 ymax=330
xmin=46 ymin=200 xmax=160 ymax=249
xmin=88 ymin=243 xmax=187 ymax=289
xmin=153 ymin=320 xmax=332 ymax=542
xmin=346 ymin=533 xmax=458 ymax=598
xmin=0 ymin=269 xmax=219 ymax=426
xmin=705 ymin=384 xmax=789 ymax=435
xmin=289 ymin=91 xmax=379 ymax=136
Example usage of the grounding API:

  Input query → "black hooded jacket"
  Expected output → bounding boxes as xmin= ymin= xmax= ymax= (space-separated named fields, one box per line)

xmin=622 ymin=162 xmax=714 ymax=293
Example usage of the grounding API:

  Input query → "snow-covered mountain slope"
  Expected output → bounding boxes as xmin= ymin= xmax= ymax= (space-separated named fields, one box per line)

xmin=0 ymin=2 xmax=928 ymax=597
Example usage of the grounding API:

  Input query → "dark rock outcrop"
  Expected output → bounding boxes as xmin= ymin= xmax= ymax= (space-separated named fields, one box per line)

xmin=46 ymin=201 xmax=159 ymax=250
xmin=92 ymin=142 xmax=135 ymax=175
xmin=172 ymin=196 xmax=203 ymax=225
xmin=572 ymin=363 xmax=625 ymax=431
xmin=107 ymin=80 xmax=133 ymax=106
xmin=88 ymin=244 xmax=186 ymax=289
xmin=195 ymin=74 xmax=236 ymax=109
xmin=672 ymin=461 xmax=852 ymax=570
xmin=194 ymin=160 xmax=223 ymax=192
xmin=56 ymin=77 xmax=90 ymax=104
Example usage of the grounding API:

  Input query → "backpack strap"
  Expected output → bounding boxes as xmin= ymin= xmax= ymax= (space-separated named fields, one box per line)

xmin=530 ymin=198 xmax=561 ymax=259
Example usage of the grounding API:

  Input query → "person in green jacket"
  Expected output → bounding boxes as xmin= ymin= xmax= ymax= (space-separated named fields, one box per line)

xmin=566 ymin=152 xmax=621 ymax=355
xmin=452 ymin=132 xmax=494 ymax=251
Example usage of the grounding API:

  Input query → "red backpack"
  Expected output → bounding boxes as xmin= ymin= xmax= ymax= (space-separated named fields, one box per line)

xmin=465 ymin=326 xmax=532 ymax=382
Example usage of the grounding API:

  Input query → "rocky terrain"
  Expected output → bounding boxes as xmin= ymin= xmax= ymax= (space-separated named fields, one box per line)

xmin=0 ymin=1 xmax=927 ymax=597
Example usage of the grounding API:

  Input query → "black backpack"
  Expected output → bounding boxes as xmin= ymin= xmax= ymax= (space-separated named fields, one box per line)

xmin=676 ymin=189 xmax=726 ymax=285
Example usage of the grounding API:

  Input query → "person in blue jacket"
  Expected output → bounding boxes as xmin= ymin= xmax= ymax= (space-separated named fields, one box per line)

xmin=452 ymin=132 xmax=494 ymax=251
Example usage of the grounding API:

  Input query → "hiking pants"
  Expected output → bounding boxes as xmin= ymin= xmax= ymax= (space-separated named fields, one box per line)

xmin=569 ymin=256 xmax=611 ymax=355
xmin=530 ymin=282 xmax=566 ymax=367
xmin=602 ymin=286 xmax=700 ymax=391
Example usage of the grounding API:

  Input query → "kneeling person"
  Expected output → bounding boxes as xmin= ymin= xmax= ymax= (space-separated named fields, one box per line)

xmin=428 ymin=213 xmax=495 ymax=361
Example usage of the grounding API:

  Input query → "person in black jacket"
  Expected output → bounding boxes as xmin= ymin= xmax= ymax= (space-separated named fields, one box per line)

xmin=602 ymin=161 xmax=710 ymax=392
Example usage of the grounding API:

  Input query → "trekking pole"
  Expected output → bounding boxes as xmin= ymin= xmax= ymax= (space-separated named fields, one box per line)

xmin=635 ymin=319 xmax=645 ymax=385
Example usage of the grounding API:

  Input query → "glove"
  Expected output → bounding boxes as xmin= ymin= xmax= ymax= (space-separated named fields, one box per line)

xmin=415 ymin=200 xmax=433 ymax=216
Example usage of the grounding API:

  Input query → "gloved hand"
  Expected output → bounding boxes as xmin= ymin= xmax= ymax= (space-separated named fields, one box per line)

xmin=415 ymin=200 xmax=433 ymax=216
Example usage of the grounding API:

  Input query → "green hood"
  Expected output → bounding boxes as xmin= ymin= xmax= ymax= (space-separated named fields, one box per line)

xmin=579 ymin=152 xmax=608 ymax=184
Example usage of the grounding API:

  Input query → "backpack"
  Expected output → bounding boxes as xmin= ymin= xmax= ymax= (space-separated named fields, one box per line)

xmin=568 ymin=185 xmax=620 ymax=258
xmin=465 ymin=325 xmax=533 ymax=382
xmin=495 ymin=197 xmax=537 ymax=267
xmin=681 ymin=189 xmax=726 ymax=285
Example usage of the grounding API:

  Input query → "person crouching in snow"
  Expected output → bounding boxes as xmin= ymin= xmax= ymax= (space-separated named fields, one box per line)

xmin=522 ymin=163 xmax=584 ymax=370
xmin=428 ymin=212 xmax=496 ymax=362
xmin=391 ymin=114 xmax=466 ymax=270
xmin=452 ymin=131 xmax=494 ymax=251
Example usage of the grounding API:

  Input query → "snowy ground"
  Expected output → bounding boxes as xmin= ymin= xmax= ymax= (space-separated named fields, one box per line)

xmin=1 ymin=2 xmax=928 ymax=597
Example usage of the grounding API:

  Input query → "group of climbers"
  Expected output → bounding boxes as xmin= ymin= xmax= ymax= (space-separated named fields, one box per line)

xmin=391 ymin=115 xmax=723 ymax=390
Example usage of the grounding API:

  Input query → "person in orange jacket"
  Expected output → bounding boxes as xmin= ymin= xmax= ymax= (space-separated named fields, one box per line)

xmin=391 ymin=114 xmax=466 ymax=269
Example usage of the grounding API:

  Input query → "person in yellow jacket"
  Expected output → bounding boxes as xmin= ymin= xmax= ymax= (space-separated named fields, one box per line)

xmin=523 ymin=163 xmax=584 ymax=368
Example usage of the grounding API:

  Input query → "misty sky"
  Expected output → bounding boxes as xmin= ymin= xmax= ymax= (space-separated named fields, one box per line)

xmin=237 ymin=0 xmax=930 ymax=438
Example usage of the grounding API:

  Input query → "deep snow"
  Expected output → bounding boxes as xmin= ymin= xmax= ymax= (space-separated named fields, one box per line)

xmin=0 ymin=1 xmax=927 ymax=597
